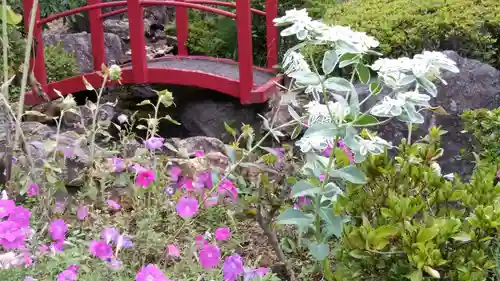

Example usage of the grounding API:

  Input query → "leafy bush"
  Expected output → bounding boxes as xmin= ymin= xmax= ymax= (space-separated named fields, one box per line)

xmin=461 ymin=108 xmax=500 ymax=160
xmin=44 ymin=42 xmax=79 ymax=82
xmin=323 ymin=0 xmax=500 ymax=67
xmin=333 ymin=127 xmax=500 ymax=281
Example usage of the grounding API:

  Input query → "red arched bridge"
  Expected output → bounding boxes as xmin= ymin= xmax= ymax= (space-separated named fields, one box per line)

xmin=22 ymin=0 xmax=281 ymax=105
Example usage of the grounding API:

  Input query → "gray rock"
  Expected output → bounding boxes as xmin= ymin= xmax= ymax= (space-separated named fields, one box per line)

xmin=358 ymin=50 xmax=500 ymax=176
xmin=178 ymin=99 xmax=263 ymax=143
xmin=42 ymin=32 xmax=125 ymax=73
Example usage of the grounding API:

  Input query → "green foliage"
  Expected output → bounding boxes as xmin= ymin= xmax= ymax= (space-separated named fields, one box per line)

xmin=333 ymin=127 xmax=500 ymax=281
xmin=7 ymin=0 xmax=85 ymax=23
xmin=44 ymin=42 xmax=79 ymax=82
xmin=323 ymin=0 xmax=500 ymax=67
xmin=461 ymin=108 xmax=500 ymax=161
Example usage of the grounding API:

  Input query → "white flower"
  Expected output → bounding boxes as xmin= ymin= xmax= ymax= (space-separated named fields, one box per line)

xmin=430 ymin=161 xmax=442 ymax=176
xmin=356 ymin=134 xmax=391 ymax=156
xmin=108 ymin=64 xmax=122 ymax=82
xmin=316 ymin=25 xmax=379 ymax=53
xmin=273 ymin=9 xmax=312 ymax=40
xmin=370 ymin=96 xmax=406 ymax=117
xmin=304 ymin=100 xmax=332 ymax=125
xmin=396 ymin=90 xmax=431 ymax=106
xmin=1 ymin=190 xmax=7 ymax=200
xmin=296 ymin=134 xmax=332 ymax=153
xmin=282 ymin=51 xmax=310 ymax=74
xmin=117 ymin=114 xmax=129 ymax=124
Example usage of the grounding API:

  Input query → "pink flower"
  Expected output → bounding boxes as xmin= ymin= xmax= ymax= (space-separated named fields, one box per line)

xmin=49 ymin=220 xmax=68 ymax=241
xmin=0 ymin=220 xmax=26 ymax=249
xmin=195 ymin=235 xmax=207 ymax=249
xmin=89 ymin=240 xmax=113 ymax=260
xmin=131 ymin=163 xmax=147 ymax=174
xmin=223 ymin=253 xmax=244 ymax=281
xmin=215 ymin=227 xmax=231 ymax=241
xmin=50 ymin=240 xmax=65 ymax=252
xmin=9 ymin=206 xmax=31 ymax=228
xmin=39 ymin=244 xmax=49 ymax=253
xmin=136 ymin=170 xmax=156 ymax=188
xmin=169 ymin=167 xmax=181 ymax=182
xmin=111 ymin=157 xmax=126 ymax=173
xmin=294 ymin=196 xmax=311 ymax=209
xmin=197 ymin=172 xmax=213 ymax=189
xmin=167 ymin=244 xmax=180 ymax=257
xmin=107 ymin=200 xmax=121 ymax=210
xmin=0 ymin=200 xmax=15 ymax=218
xmin=178 ymin=178 xmax=194 ymax=192
xmin=176 ymin=196 xmax=199 ymax=218
xmin=56 ymin=270 xmax=77 ymax=281
xmin=193 ymin=150 xmax=205 ymax=157
xmin=199 ymin=244 xmax=221 ymax=269
xmin=136 ymin=264 xmax=168 ymax=281
xmin=27 ymin=183 xmax=39 ymax=197
xmin=101 ymin=227 xmax=119 ymax=244
xmin=204 ymin=193 xmax=219 ymax=208
xmin=144 ymin=137 xmax=165 ymax=150
xmin=243 ymin=267 xmax=269 ymax=281
xmin=76 ymin=205 xmax=89 ymax=221
xmin=218 ymin=179 xmax=238 ymax=200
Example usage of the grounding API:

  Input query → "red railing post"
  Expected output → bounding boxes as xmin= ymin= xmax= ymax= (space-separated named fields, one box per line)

xmin=236 ymin=0 xmax=253 ymax=104
xmin=88 ymin=0 xmax=106 ymax=71
xmin=22 ymin=0 xmax=47 ymax=90
xmin=176 ymin=0 xmax=189 ymax=55
xmin=127 ymin=0 xmax=148 ymax=83
xmin=265 ymin=0 xmax=278 ymax=69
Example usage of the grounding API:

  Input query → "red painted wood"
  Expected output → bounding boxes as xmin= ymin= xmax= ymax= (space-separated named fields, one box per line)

xmin=127 ymin=0 xmax=148 ymax=83
xmin=141 ymin=1 xmax=236 ymax=18
xmin=185 ymin=0 xmax=266 ymax=16
xmin=175 ymin=0 xmax=189 ymax=56
xmin=265 ymin=0 xmax=278 ymax=69
xmin=236 ymin=0 xmax=254 ymax=103
xmin=101 ymin=8 xmax=128 ymax=19
xmin=37 ymin=2 xmax=128 ymax=25
xmin=88 ymin=0 xmax=106 ymax=71
xmin=23 ymin=0 xmax=47 ymax=90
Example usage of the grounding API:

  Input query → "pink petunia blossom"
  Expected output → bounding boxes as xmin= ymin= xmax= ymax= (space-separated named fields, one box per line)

xmin=50 ymin=240 xmax=65 ymax=252
xmin=49 ymin=220 xmax=68 ymax=241
xmin=243 ymin=267 xmax=269 ymax=281
xmin=111 ymin=157 xmax=126 ymax=173
xmin=89 ymin=240 xmax=113 ymax=260
xmin=76 ymin=205 xmax=89 ymax=221
xmin=178 ymin=177 xmax=194 ymax=192
xmin=193 ymin=150 xmax=205 ymax=157
xmin=9 ymin=206 xmax=31 ymax=228
xmin=0 ymin=200 xmax=15 ymax=218
xmin=107 ymin=200 xmax=121 ymax=210
xmin=101 ymin=227 xmax=119 ymax=244
xmin=169 ymin=167 xmax=182 ymax=182
xmin=56 ymin=270 xmax=77 ymax=281
xmin=175 ymin=196 xmax=199 ymax=218
xmin=218 ymin=179 xmax=238 ymax=200
xmin=27 ymin=183 xmax=39 ymax=197
xmin=136 ymin=264 xmax=169 ymax=281
xmin=204 ymin=192 xmax=219 ymax=208
xmin=167 ymin=244 xmax=181 ymax=257
xmin=223 ymin=253 xmax=244 ymax=281
xmin=194 ymin=235 xmax=207 ymax=249
xmin=215 ymin=227 xmax=231 ymax=241
xmin=136 ymin=170 xmax=156 ymax=188
xmin=199 ymin=244 xmax=221 ymax=269
xmin=0 ymin=220 xmax=26 ymax=249
xmin=144 ymin=137 xmax=165 ymax=150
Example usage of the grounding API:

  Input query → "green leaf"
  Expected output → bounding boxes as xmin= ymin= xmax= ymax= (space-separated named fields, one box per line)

xmin=291 ymin=180 xmax=318 ymax=198
xmin=319 ymin=207 xmax=343 ymax=238
xmin=372 ymin=225 xmax=398 ymax=240
xmin=417 ymin=77 xmax=438 ymax=97
xmin=303 ymin=123 xmax=339 ymax=138
xmin=291 ymin=124 xmax=302 ymax=140
xmin=416 ymin=227 xmax=439 ymax=243
xmin=356 ymin=63 xmax=370 ymax=84
xmin=276 ymin=208 xmax=313 ymax=228
xmin=423 ymin=266 xmax=440 ymax=278
xmin=308 ymin=242 xmax=329 ymax=261
xmin=452 ymin=232 xmax=471 ymax=242
xmin=137 ymin=99 xmax=153 ymax=106
xmin=353 ymin=114 xmax=378 ymax=126
xmin=408 ymin=270 xmax=423 ymax=281
xmin=339 ymin=53 xmax=359 ymax=68
xmin=323 ymin=77 xmax=352 ymax=92
xmin=322 ymin=50 xmax=339 ymax=75
xmin=369 ymin=80 xmax=382 ymax=95
xmin=329 ymin=165 xmax=366 ymax=184
xmin=0 ymin=5 xmax=22 ymax=25
xmin=224 ymin=122 xmax=237 ymax=137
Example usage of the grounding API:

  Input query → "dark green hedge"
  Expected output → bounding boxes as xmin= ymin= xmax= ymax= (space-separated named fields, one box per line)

xmin=323 ymin=0 xmax=500 ymax=67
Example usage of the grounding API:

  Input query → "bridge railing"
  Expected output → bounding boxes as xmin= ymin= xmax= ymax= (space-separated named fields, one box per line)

xmin=22 ymin=0 xmax=278 ymax=104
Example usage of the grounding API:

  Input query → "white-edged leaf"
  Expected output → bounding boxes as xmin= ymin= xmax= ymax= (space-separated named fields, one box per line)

xmin=82 ymin=77 xmax=94 ymax=91
xmin=322 ymin=50 xmax=339 ymax=75
xmin=356 ymin=63 xmax=370 ymax=84
xmin=291 ymin=180 xmax=318 ymax=198
xmin=323 ymin=77 xmax=352 ymax=92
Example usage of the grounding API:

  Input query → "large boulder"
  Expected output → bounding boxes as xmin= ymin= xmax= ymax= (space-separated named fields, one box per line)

xmin=360 ymin=50 xmax=500 ymax=176
xmin=43 ymin=32 xmax=125 ymax=73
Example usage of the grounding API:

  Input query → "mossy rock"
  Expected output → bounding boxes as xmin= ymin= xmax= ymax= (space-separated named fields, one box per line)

xmin=322 ymin=0 xmax=500 ymax=67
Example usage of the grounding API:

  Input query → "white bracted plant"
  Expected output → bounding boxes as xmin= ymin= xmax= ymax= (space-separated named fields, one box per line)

xmin=271 ymin=8 xmax=459 ymax=273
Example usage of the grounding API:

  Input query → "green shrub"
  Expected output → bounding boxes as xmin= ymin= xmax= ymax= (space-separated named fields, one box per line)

xmin=44 ymin=42 xmax=79 ymax=83
xmin=333 ymin=127 xmax=500 ymax=281
xmin=461 ymin=108 xmax=500 ymax=160
xmin=323 ymin=0 xmax=500 ymax=67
